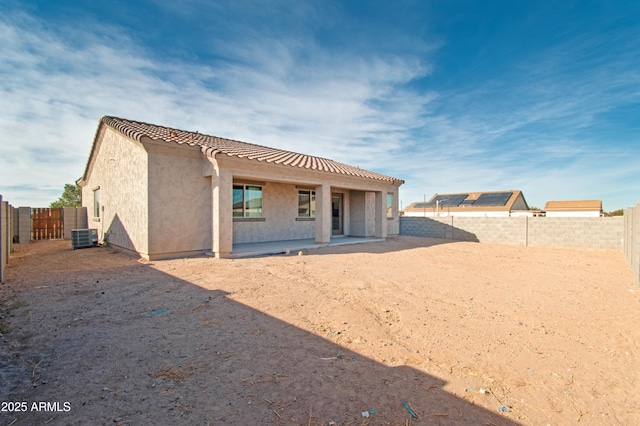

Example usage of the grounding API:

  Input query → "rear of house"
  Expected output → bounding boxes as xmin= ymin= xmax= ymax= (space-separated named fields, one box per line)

xmin=78 ymin=117 xmax=403 ymax=259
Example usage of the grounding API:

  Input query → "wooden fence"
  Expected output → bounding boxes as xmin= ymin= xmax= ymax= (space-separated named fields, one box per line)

xmin=1 ymin=202 xmax=91 ymax=282
xmin=31 ymin=207 xmax=64 ymax=240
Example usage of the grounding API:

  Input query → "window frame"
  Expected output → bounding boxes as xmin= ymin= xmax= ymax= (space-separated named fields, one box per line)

xmin=233 ymin=184 xmax=263 ymax=218
xmin=386 ymin=193 xmax=394 ymax=218
xmin=297 ymin=189 xmax=316 ymax=218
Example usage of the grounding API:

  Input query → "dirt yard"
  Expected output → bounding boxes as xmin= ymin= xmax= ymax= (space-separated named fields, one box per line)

xmin=0 ymin=237 xmax=638 ymax=425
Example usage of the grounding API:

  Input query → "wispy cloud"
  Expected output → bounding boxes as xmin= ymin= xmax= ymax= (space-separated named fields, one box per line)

xmin=0 ymin=7 xmax=433 ymax=206
xmin=390 ymin=23 xmax=640 ymax=209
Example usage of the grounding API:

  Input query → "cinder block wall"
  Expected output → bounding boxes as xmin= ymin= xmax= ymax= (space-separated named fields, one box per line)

xmin=400 ymin=217 xmax=453 ymax=239
xmin=624 ymin=203 xmax=640 ymax=286
xmin=63 ymin=207 xmax=89 ymax=239
xmin=635 ymin=205 xmax=640 ymax=287
xmin=0 ymin=197 xmax=15 ymax=282
xmin=528 ymin=217 xmax=623 ymax=250
xmin=400 ymin=216 xmax=624 ymax=251
xmin=1 ymin=196 xmax=6 ymax=282
xmin=12 ymin=207 xmax=19 ymax=242
xmin=4 ymin=202 xmax=11 ymax=257
xmin=18 ymin=207 xmax=31 ymax=243
xmin=452 ymin=217 xmax=528 ymax=245
xmin=63 ymin=207 xmax=75 ymax=240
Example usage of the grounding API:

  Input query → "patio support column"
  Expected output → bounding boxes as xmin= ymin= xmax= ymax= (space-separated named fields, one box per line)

xmin=315 ymin=183 xmax=331 ymax=245
xmin=375 ymin=190 xmax=387 ymax=239
xmin=213 ymin=168 xmax=233 ymax=258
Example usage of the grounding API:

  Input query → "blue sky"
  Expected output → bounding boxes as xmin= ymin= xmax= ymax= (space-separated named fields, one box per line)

xmin=1 ymin=0 xmax=639 ymax=211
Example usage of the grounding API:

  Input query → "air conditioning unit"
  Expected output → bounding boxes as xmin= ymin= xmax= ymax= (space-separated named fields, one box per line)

xmin=71 ymin=229 xmax=98 ymax=249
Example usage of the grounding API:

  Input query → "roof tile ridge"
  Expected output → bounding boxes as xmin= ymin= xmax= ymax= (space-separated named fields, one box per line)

xmin=104 ymin=116 xmax=353 ymax=165
xmin=99 ymin=116 xmax=403 ymax=182
xmin=266 ymin=151 xmax=294 ymax=163
xmin=320 ymin=158 xmax=334 ymax=173
xmin=289 ymin=154 xmax=305 ymax=167
xmin=304 ymin=156 xmax=313 ymax=169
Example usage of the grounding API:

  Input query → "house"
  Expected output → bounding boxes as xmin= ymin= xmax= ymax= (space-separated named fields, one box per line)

xmin=403 ymin=190 xmax=531 ymax=217
xmin=77 ymin=116 xmax=403 ymax=259
xmin=544 ymin=200 xmax=602 ymax=217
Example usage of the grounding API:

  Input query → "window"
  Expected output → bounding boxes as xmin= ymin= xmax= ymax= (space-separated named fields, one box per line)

xmin=387 ymin=193 xmax=393 ymax=218
xmin=93 ymin=188 xmax=101 ymax=218
xmin=298 ymin=190 xmax=316 ymax=217
xmin=233 ymin=184 xmax=262 ymax=217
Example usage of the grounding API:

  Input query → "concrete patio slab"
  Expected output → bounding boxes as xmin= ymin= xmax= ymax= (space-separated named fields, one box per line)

xmin=229 ymin=236 xmax=384 ymax=258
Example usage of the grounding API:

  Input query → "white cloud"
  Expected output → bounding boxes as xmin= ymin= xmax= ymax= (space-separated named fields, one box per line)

xmin=0 ymin=8 xmax=434 ymax=206
xmin=391 ymin=25 xmax=640 ymax=210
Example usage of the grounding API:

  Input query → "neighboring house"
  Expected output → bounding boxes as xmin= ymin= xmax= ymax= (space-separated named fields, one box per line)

xmin=77 ymin=116 xmax=403 ymax=259
xmin=403 ymin=190 xmax=531 ymax=217
xmin=544 ymin=200 xmax=602 ymax=217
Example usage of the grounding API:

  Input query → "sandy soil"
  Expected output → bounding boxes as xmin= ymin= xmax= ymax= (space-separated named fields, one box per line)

xmin=0 ymin=237 xmax=638 ymax=425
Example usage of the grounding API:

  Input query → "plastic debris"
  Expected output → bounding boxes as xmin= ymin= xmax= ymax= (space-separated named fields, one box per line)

xmin=479 ymin=388 xmax=487 ymax=394
xmin=151 ymin=309 xmax=168 ymax=315
xmin=361 ymin=411 xmax=370 ymax=418
xmin=401 ymin=400 xmax=419 ymax=419
xmin=498 ymin=405 xmax=511 ymax=413
xmin=369 ymin=408 xmax=376 ymax=414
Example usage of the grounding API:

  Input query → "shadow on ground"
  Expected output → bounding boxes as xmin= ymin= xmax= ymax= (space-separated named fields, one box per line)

xmin=1 ymin=242 xmax=517 ymax=425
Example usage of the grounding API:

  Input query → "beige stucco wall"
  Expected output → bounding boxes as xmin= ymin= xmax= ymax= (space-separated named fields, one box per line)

xmin=146 ymin=142 xmax=212 ymax=257
xmin=349 ymin=191 xmax=367 ymax=236
xmin=233 ymin=182 xmax=315 ymax=244
xmin=81 ymin=127 xmax=149 ymax=254
xmin=348 ymin=191 xmax=377 ymax=237
xmin=212 ymin=156 xmax=402 ymax=245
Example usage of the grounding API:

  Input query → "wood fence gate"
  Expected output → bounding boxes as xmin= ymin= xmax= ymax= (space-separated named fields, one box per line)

xmin=32 ymin=208 xmax=63 ymax=240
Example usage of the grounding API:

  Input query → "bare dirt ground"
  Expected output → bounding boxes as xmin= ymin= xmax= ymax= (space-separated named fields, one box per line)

xmin=0 ymin=237 xmax=638 ymax=425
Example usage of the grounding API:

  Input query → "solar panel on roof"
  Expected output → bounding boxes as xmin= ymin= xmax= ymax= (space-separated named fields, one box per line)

xmin=444 ymin=194 xmax=468 ymax=207
xmin=417 ymin=194 xmax=468 ymax=208
xmin=473 ymin=192 xmax=513 ymax=206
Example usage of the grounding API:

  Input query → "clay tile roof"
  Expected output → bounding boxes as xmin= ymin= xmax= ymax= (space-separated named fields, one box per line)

xmin=101 ymin=116 xmax=403 ymax=183
xmin=544 ymin=200 xmax=602 ymax=211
